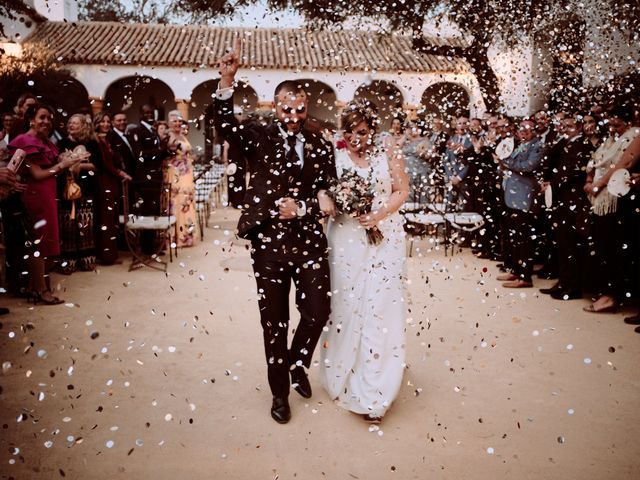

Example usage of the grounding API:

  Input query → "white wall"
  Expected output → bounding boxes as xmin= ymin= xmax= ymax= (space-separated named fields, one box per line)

xmin=30 ymin=0 xmax=77 ymax=22
xmin=487 ymin=40 xmax=537 ymax=116
xmin=70 ymin=64 xmax=484 ymax=116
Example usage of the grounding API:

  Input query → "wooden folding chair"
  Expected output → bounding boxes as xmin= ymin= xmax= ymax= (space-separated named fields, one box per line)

xmin=119 ymin=180 xmax=177 ymax=272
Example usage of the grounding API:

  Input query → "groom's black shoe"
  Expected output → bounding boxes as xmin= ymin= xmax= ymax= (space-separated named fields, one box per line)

xmin=290 ymin=366 xmax=312 ymax=399
xmin=271 ymin=396 xmax=291 ymax=424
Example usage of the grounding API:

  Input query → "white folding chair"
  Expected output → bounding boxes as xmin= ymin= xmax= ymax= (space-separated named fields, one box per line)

xmin=443 ymin=212 xmax=485 ymax=255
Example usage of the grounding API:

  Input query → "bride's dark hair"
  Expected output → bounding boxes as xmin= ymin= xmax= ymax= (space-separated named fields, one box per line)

xmin=341 ymin=100 xmax=378 ymax=133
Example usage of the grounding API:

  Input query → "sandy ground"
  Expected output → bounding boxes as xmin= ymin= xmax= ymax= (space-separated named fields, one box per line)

xmin=0 ymin=206 xmax=639 ymax=480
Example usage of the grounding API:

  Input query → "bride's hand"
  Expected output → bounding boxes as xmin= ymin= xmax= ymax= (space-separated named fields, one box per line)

xmin=358 ymin=209 xmax=385 ymax=229
xmin=317 ymin=190 xmax=336 ymax=217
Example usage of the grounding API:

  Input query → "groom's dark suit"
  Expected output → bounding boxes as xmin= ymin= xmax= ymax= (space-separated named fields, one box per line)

xmin=215 ymin=91 xmax=336 ymax=398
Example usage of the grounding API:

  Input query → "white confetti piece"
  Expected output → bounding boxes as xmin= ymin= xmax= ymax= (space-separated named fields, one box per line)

xmin=583 ymin=358 xmax=592 ymax=365
xmin=487 ymin=447 xmax=494 ymax=454
xmin=106 ymin=440 xmax=114 ymax=448
xmin=165 ymin=413 xmax=173 ymax=421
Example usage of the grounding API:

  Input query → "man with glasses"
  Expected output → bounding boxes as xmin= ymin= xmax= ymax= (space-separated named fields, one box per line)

xmin=215 ymin=40 xmax=336 ymax=424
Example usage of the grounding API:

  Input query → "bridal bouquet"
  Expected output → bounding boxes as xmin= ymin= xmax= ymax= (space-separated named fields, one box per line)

xmin=327 ymin=169 xmax=384 ymax=245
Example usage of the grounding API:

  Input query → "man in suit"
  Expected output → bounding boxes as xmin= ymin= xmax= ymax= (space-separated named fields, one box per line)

xmin=128 ymin=104 xmax=171 ymax=215
xmin=128 ymin=105 xmax=172 ymax=254
xmin=108 ymin=112 xmax=136 ymax=176
xmin=497 ymin=119 xmax=544 ymax=288
xmin=215 ymin=40 xmax=336 ymax=424
xmin=540 ymin=114 xmax=595 ymax=300
xmin=106 ymin=111 xmax=136 ymax=209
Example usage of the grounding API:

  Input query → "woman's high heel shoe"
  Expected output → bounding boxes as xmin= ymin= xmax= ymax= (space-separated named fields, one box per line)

xmin=29 ymin=291 xmax=65 ymax=306
xmin=582 ymin=303 xmax=618 ymax=313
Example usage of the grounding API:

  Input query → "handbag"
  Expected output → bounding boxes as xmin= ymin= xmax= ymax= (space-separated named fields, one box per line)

xmin=63 ymin=171 xmax=82 ymax=219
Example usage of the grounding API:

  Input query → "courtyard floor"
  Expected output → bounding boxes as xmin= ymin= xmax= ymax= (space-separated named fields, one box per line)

xmin=0 ymin=207 xmax=638 ymax=479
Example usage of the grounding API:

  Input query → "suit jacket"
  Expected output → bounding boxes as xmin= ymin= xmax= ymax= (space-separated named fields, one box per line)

xmin=550 ymin=135 xmax=595 ymax=213
xmin=215 ymin=93 xmax=336 ymax=259
xmin=128 ymin=122 xmax=170 ymax=186
xmin=502 ymin=138 xmax=544 ymax=211
xmin=443 ymin=134 xmax=472 ymax=181
xmin=106 ymin=128 xmax=135 ymax=177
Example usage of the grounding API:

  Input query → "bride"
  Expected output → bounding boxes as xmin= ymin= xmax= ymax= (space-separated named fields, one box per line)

xmin=319 ymin=103 xmax=409 ymax=422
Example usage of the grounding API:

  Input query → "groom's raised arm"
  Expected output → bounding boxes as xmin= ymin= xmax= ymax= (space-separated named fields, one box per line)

xmin=214 ymin=37 xmax=260 ymax=154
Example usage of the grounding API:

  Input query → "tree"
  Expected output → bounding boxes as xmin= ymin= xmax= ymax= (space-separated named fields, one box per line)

xmin=78 ymin=0 xmax=182 ymax=23
xmin=0 ymin=0 xmax=46 ymax=39
xmin=172 ymin=0 xmax=639 ymax=112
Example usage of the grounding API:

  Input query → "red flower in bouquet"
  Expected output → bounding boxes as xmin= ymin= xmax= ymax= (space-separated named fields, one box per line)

xmin=335 ymin=139 xmax=348 ymax=150
xmin=327 ymin=169 xmax=384 ymax=245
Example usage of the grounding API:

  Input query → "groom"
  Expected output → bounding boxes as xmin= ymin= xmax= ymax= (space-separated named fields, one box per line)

xmin=215 ymin=40 xmax=336 ymax=424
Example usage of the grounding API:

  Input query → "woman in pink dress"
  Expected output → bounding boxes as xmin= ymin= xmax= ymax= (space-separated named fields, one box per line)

xmin=166 ymin=110 xmax=199 ymax=247
xmin=8 ymin=104 xmax=84 ymax=304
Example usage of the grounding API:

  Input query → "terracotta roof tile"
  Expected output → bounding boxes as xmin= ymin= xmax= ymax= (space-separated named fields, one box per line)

xmin=25 ymin=21 xmax=469 ymax=73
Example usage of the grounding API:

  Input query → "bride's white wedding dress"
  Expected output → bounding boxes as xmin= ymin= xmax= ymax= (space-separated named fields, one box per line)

xmin=320 ymin=147 xmax=407 ymax=418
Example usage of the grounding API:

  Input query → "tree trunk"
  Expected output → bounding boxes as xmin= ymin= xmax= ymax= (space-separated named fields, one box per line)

xmin=464 ymin=42 xmax=502 ymax=113
xmin=412 ymin=35 xmax=503 ymax=113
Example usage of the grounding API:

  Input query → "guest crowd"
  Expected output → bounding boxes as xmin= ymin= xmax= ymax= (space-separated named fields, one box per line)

xmin=0 ymin=91 xmax=638 ymax=332
xmin=0 ymin=93 xmax=200 ymax=307
xmin=386 ymin=103 xmax=640 ymax=331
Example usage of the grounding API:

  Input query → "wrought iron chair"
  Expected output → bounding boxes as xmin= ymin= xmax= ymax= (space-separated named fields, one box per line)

xmin=119 ymin=180 xmax=177 ymax=272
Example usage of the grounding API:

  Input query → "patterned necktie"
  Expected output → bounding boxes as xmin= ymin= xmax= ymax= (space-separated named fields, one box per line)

xmin=286 ymin=135 xmax=303 ymax=180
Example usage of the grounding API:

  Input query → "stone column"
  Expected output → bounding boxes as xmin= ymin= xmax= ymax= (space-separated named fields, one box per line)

xmin=89 ymin=97 xmax=104 ymax=116
xmin=175 ymin=99 xmax=189 ymax=120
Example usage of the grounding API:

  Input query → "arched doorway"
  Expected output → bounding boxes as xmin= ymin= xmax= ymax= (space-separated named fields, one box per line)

xmin=353 ymin=80 xmax=404 ymax=131
xmin=191 ymin=79 xmax=258 ymax=160
xmin=104 ymin=76 xmax=175 ymax=128
xmin=298 ymin=79 xmax=338 ymax=131
xmin=0 ymin=73 xmax=91 ymax=133
xmin=421 ymin=82 xmax=470 ymax=123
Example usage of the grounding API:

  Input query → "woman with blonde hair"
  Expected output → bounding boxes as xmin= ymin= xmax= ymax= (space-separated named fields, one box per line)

xmin=166 ymin=109 xmax=199 ymax=247
xmin=57 ymin=113 xmax=102 ymax=273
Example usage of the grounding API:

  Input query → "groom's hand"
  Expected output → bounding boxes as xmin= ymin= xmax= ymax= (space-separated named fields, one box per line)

xmin=278 ymin=197 xmax=298 ymax=220
xmin=218 ymin=36 xmax=241 ymax=88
